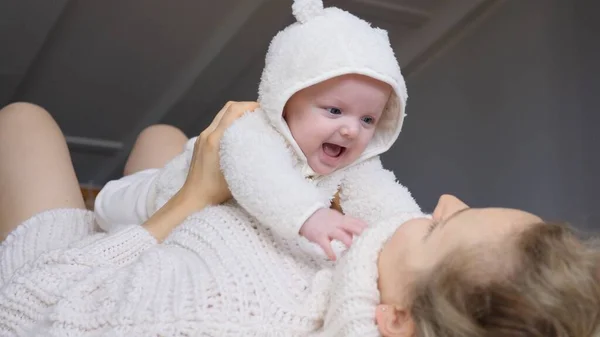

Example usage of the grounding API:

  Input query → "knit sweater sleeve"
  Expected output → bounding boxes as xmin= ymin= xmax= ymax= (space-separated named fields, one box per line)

xmin=339 ymin=156 xmax=421 ymax=227
xmin=68 ymin=225 xmax=158 ymax=267
xmin=219 ymin=110 xmax=330 ymax=240
xmin=10 ymin=215 xmax=300 ymax=336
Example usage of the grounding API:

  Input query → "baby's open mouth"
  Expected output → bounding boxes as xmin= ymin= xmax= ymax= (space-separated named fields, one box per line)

xmin=322 ymin=143 xmax=346 ymax=158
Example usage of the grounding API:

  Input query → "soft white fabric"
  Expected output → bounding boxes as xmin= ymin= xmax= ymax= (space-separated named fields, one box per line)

xmin=318 ymin=212 xmax=423 ymax=336
xmin=94 ymin=168 xmax=159 ymax=231
xmin=136 ymin=110 xmax=421 ymax=254
xmin=0 ymin=207 xmax=424 ymax=336
xmin=1 ymin=207 xmax=328 ymax=336
xmin=213 ymin=111 xmax=421 ymax=243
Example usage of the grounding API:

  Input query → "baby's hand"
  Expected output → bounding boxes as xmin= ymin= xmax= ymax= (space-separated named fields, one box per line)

xmin=299 ymin=208 xmax=367 ymax=260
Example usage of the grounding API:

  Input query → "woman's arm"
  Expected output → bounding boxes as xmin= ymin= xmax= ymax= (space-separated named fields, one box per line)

xmin=141 ymin=189 xmax=203 ymax=242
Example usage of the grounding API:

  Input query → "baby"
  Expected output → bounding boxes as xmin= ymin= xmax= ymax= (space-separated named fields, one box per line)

xmin=95 ymin=0 xmax=422 ymax=261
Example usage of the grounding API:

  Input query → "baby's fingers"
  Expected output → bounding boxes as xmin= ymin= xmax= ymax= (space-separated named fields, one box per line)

xmin=331 ymin=229 xmax=353 ymax=248
xmin=342 ymin=217 xmax=368 ymax=236
xmin=316 ymin=237 xmax=337 ymax=261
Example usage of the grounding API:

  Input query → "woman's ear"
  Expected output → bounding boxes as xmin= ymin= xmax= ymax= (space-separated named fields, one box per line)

xmin=375 ymin=304 xmax=414 ymax=337
xmin=282 ymin=103 xmax=289 ymax=119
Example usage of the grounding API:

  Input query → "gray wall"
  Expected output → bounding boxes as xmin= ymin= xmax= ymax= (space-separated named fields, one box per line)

xmin=383 ymin=0 xmax=599 ymax=231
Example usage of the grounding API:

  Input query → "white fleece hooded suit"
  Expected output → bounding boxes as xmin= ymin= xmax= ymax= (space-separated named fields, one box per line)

xmin=143 ymin=0 xmax=422 ymax=245
xmin=0 ymin=1 xmax=424 ymax=336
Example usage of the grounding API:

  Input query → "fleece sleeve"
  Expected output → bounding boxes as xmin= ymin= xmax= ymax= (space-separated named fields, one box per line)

xmin=338 ymin=156 xmax=421 ymax=227
xmin=219 ymin=110 xmax=330 ymax=240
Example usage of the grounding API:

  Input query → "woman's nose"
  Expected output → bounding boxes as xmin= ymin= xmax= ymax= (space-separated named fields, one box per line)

xmin=432 ymin=194 xmax=469 ymax=222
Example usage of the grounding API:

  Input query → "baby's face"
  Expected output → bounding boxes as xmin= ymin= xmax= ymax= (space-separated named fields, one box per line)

xmin=284 ymin=74 xmax=392 ymax=175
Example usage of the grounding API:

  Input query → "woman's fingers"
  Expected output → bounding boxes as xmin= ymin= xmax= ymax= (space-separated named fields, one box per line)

xmin=216 ymin=101 xmax=259 ymax=133
xmin=201 ymin=101 xmax=258 ymax=149
xmin=205 ymin=101 xmax=257 ymax=135
xmin=204 ymin=101 xmax=234 ymax=135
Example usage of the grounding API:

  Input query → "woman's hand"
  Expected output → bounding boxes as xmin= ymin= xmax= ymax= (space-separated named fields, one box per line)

xmin=143 ymin=101 xmax=258 ymax=242
xmin=179 ymin=101 xmax=259 ymax=210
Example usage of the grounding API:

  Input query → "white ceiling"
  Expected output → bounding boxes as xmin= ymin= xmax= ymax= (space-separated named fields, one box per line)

xmin=0 ymin=0 xmax=494 ymax=185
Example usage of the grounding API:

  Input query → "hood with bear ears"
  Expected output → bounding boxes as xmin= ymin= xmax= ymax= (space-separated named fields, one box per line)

xmin=258 ymin=0 xmax=409 ymax=177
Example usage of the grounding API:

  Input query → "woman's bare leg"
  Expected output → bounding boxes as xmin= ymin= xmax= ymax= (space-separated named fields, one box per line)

xmin=123 ymin=124 xmax=188 ymax=176
xmin=0 ymin=102 xmax=85 ymax=240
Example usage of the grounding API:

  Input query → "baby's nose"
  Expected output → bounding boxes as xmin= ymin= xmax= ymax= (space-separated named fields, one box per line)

xmin=340 ymin=123 xmax=359 ymax=138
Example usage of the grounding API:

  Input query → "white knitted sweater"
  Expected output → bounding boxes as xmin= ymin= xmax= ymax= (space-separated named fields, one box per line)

xmin=0 ymin=202 xmax=422 ymax=336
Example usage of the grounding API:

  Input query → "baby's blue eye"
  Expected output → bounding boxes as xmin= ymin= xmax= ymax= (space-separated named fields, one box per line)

xmin=327 ymin=107 xmax=342 ymax=115
xmin=362 ymin=116 xmax=375 ymax=124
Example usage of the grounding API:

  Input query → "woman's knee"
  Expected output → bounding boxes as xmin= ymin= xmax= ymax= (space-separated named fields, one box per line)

xmin=0 ymin=103 xmax=83 ymax=234
xmin=124 ymin=124 xmax=188 ymax=175
xmin=0 ymin=102 xmax=59 ymax=134
xmin=132 ymin=124 xmax=188 ymax=152
xmin=136 ymin=124 xmax=187 ymax=144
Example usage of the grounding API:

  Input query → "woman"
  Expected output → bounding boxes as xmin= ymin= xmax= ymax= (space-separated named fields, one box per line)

xmin=0 ymin=101 xmax=599 ymax=336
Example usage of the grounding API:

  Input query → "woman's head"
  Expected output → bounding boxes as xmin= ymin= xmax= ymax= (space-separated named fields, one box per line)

xmin=376 ymin=195 xmax=600 ymax=336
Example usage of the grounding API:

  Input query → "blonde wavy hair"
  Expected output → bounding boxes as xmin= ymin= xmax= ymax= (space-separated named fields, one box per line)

xmin=409 ymin=222 xmax=600 ymax=337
